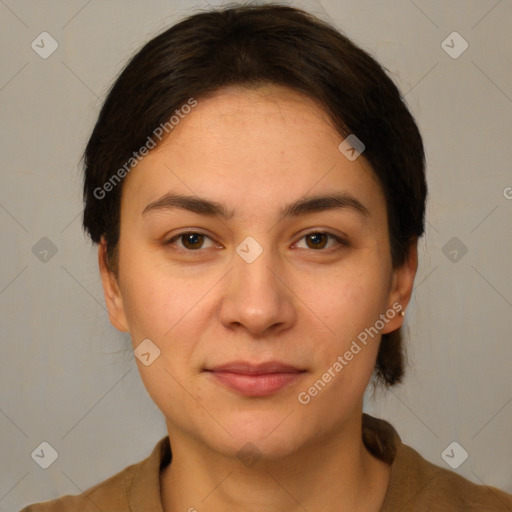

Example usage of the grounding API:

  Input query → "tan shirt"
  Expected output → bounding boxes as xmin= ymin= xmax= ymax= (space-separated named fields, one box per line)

xmin=20 ymin=414 xmax=512 ymax=511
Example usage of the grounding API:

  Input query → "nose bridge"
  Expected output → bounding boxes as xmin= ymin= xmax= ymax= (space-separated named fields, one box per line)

xmin=220 ymin=234 xmax=293 ymax=334
xmin=234 ymin=235 xmax=280 ymax=300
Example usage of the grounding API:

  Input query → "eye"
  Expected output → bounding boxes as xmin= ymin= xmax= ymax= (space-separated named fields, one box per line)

xmin=165 ymin=231 xmax=218 ymax=252
xmin=164 ymin=230 xmax=348 ymax=253
xmin=294 ymin=231 xmax=348 ymax=251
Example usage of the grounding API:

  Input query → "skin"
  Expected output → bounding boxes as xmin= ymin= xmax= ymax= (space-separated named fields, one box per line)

xmin=98 ymin=84 xmax=418 ymax=512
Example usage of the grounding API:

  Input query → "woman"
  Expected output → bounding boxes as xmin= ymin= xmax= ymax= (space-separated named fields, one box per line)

xmin=21 ymin=3 xmax=512 ymax=511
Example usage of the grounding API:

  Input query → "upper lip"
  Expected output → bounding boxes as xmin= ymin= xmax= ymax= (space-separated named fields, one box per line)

xmin=205 ymin=361 xmax=305 ymax=375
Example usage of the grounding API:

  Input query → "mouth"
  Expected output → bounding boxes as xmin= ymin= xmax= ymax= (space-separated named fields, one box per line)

xmin=204 ymin=361 xmax=307 ymax=397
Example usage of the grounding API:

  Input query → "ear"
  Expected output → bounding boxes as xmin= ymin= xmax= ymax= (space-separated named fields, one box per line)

xmin=381 ymin=238 xmax=418 ymax=334
xmin=98 ymin=237 xmax=129 ymax=333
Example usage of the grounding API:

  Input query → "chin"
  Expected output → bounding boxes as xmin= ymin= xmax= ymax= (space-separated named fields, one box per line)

xmin=202 ymin=407 xmax=313 ymax=460
xmin=216 ymin=431 xmax=306 ymax=464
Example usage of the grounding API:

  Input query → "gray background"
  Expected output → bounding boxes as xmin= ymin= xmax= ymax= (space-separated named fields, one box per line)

xmin=1 ymin=0 xmax=511 ymax=510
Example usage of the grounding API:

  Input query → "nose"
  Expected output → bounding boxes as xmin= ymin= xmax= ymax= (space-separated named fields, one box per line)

xmin=218 ymin=240 xmax=296 ymax=338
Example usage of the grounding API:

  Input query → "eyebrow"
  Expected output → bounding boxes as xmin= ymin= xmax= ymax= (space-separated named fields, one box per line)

xmin=141 ymin=192 xmax=370 ymax=219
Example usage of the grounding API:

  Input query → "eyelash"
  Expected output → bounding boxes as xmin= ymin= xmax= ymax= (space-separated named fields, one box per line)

xmin=164 ymin=230 xmax=349 ymax=254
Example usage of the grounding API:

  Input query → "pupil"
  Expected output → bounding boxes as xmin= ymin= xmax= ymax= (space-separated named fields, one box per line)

xmin=308 ymin=233 xmax=326 ymax=249
xmin=185 ymin=233 xmax=202 ymax=248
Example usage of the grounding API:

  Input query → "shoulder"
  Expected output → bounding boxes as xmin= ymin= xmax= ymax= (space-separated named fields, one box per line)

xmin=362 ymin=414 xmax=512 ymax=511
xmin=397 ymin=443 xmax=512 ymax=511
xmin=18 ymin=462 xmax=136 ymax=512
xmin=18 ymin=436 xmax=170 ymax=512
xmin=19 ymin=468 xmax=133 ymax=511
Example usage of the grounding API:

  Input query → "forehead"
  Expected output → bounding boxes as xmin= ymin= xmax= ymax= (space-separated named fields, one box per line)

xmin=155 ymin=84 xmax=342 ymax=156
xmin=120 ymin=84 xmax=385 ymax=222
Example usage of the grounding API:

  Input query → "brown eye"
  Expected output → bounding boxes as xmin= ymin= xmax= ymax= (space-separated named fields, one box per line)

xmin=296 ymin=232 xmax=348 ymax=251
xmin=181 ymin=233 xmax=205 ymax=250
xmin=166 ymin=232 xmax=216 ymax=251
xmin=305 ymin=232 xmax=329 ymax=249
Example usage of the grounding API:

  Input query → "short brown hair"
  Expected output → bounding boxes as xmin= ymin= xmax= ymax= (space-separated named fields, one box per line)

xmin=82 ymin=3 xmax=427 ymax=387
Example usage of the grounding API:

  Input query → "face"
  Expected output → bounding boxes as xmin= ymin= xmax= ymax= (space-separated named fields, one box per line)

xmin=99 ymin=84 xmax=416 ymax=460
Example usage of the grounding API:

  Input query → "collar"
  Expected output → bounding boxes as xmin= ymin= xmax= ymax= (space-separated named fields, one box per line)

xmin=126 ymin=413 xmax=403 ymax=510
xmin=127 ymin=434 xmax=171 ymax=511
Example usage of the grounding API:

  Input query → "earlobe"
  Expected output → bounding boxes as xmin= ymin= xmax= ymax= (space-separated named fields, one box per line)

xmin=382 ymin=238 xmax=419 ymax=334
xmin=97 ymin=237 xmax=129 ymax=333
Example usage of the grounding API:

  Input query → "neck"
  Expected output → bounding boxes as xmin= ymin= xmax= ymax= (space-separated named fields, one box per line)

xmin=160 ymin=411 xmax=391 ymax=512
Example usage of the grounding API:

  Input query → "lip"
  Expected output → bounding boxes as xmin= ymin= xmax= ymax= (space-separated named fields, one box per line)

xmin=205 ymin=361 xmax=306 ymax=397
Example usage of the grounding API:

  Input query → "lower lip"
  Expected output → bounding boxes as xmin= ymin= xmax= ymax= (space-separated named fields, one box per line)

xmin=207 ymin=371 xmax=304 ymax=396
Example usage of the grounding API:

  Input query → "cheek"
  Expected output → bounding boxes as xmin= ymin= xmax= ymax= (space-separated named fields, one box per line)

xmin=300 ymin=263 xmax=391 ymax=396
xmin=311 ymin=264 xmax=391 ymax=335
xmin=119 ymin=254 xmax=221 ymax=372
xmin=119 ymin=267 xmax=206 ymax=409
xmin=118 ymin=251 xmax=188 ymax=343
xmin=121 ymin=275 xmax=168 ymax=339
